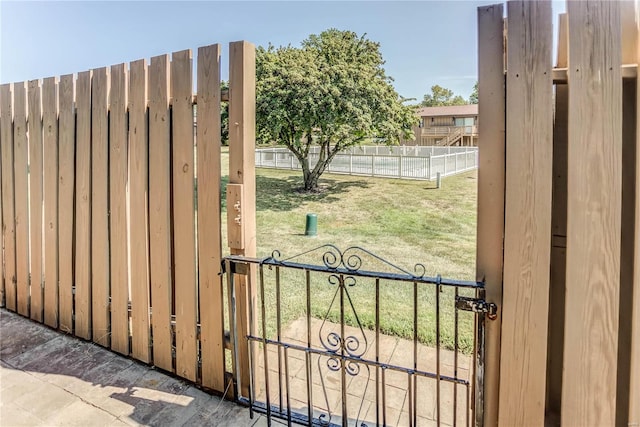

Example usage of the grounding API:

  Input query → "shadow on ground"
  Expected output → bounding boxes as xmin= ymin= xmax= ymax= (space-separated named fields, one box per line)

xmin=218 ymin=174 xmax=370 ymax=212
xmin=0 ymin=309 xmax=261 ymax=427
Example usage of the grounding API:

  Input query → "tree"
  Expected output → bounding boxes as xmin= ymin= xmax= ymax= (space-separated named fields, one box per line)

xmin=256 ymin=29 xmax=417 ymax=191
xmin=420 ymin=85 xmax=467 ymax=107
xmin=469 ymin=81 xmax=478 ymax=104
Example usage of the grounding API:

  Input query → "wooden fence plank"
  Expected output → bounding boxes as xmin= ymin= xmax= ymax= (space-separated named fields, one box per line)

xmin=0 ymin=84 xmax=16 ymax=312
xmin=14 ymin=82 xmax=30 ymax=317
xmin=476 ymin=5 xmax=505 ymax=425
xmin=109 ymin=63 xmax=129 ymax=355
xmin=546 ymin=12 xmax=568 ymax=422
xmin=499 ymin=2 xmax=553 ymax=426
xmin=42 ymin=77 xmax=59 ymax=328
xmin=228 ymin=40 xmax=257 ymax=399
xmin=562 ymin=2 xmax=622 ymax=426
xmin=171 ymin=49 xmax=198 ymax=381
xmin=197 ymin=44 xmax=224 ymax=392
xmin=91 ymin=67 xmax=110 ymax=346
xmin=129 ymin=59 xmax=150 ymax=363
xmin=58 ymin=74 xmax=74 ymax=333
xmin=148 ymin=54 xmax=173 ymax=372
xmin=75 ymin=70 xmax=92 ymax=340
xmin=631 ymin=3 xmax=640 ymax=422
xmin=28 ymin=79 xmax=44 ymax=322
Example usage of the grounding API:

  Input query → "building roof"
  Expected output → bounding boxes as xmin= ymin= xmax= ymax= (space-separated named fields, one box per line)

xmin=416 ymin=104 xmax=478 ymax=117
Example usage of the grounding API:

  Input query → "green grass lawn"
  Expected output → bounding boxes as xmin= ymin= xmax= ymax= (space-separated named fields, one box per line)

xmin=220 ymin=148 xmax=478 ymax=353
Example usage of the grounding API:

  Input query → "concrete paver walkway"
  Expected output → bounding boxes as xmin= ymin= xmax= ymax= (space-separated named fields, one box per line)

xmin=0 ymin=309 xmax=263 ymax=426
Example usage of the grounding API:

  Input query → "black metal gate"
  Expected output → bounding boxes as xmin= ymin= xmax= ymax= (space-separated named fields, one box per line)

xmin=224 ymin=245 xmax=495 ymax=427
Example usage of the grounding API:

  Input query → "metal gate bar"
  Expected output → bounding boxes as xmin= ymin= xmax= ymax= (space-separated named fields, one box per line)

xmin=225 ymin=245 xmax=495 ymax=427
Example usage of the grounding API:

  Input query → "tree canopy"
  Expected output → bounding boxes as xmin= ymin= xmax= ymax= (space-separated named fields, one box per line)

xmin=420 ymin=85 xmax=467 ymax=107
xmin=256 ymin=29 xmax=417 ymax=191
xmin=469 ymin=82 xmax=478 ymax=104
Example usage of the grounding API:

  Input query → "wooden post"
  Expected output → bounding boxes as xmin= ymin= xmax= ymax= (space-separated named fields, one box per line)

xmin=28 ymin=79 xmax=44 ymax=322
xmin=109 ymin=63 xmax=130 ymax=355
xmin=500 ymin=1 xmax=553 ymax=425
xmin=75 ymin=71 xmax=92 ymax=340
xmin=91 ymin=67 xmax=110 ymax=346
xmin=0 ymin=84 xmax=16 ymax=312
xmin=546 ymin=13 xmax=568 ymax=422
xmin=196 ymin=44 xmax=225 ymax=393
xmin=562 ymin=2 xmax=622 ymax=425
xmin=631 ymin=3 xmax=640 ymax=423
xmin=148 ymin=54 xmax=173 ymax=372
xmin=58 ymin=75 xmax=75 ymax=333
xmin=228 ymin=40 xmax=257 ymax=399
xmin=42 ymin=76 xmax=59 ymax=328
xmin=477 ymin=5 xmax=505 ymax=425
xmin=14 ymin=82 xmax=30 ymax=318
xmin=171 ymin=49 xmax=198 ymax=382
xmin=129 ymin=58 xmax=151 ymax=363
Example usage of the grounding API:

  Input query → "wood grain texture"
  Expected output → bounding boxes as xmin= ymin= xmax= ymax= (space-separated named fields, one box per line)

xmin=228 ymin=41 xmax=257 ymax=398
xmin=618 ymin=75 xmax=636 ymax=427
xmin=631 ymin=3 xmax=640 ymax=421
xmin=148 ymin=54 xmax=173 ymax=372
xmin=109 ymin=63 xmax=129 ymax=355
xmin=476 ymin=5 xmax=505 ymax=426
xmin=91 ymin=67 xmax=110 ymax=346
xmin=0 ymin=84 xmax=16 ymax=312
xmin=75 ymin=70 xmax=92 ymax=340
xmin=129 ymin=59 xmax=151 ymax=363
xmin=545 ymin=12 xmax=568 ymax=420
xmin=13 ymin=82 xmax=30 ymax=317
xmin=28 ymin=79 xmax=44 ymax=322
xmin=171 ymin=49 xmax=198 ymax=381
xmin=42 ymin=77 xmax=59 ymax=328
xmin=57 ymin=74 xmax=75 ymax=333
xmin=562 ymin=2 xmax=622 ymax=426
xmin=499 ymin=2 xmax=553 ymax=425
xmin=196 ymin=44 xmax=224 ymax=392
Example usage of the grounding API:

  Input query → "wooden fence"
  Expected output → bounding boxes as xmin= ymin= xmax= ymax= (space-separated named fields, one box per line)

xmin=477 ymin=2 xmax=639 ymax=426
xmin=0 ymin=41 xmax=256 ymax=395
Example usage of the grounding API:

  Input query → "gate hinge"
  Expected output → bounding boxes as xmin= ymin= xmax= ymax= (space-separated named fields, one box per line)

xmin=455 ymin=296 xmax=498 ymax=319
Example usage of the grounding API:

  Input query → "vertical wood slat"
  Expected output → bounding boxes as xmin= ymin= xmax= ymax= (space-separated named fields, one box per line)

xmin=109 ymin=63 xmax=129 ymax=355
xmin=0 ymin=84 xmax=16 ymax=312
xmin=42 ymin=77 xmax=59 ymax=328
xmin=14 ymin=82 xmax=30 ymax=317
xmin=171 ymin=49 xmax=198 ymax=381
xmin=631 ymin=3 xmax=640 ymax=422
xmin=228 ymin=40 xmax=257 ymax=399
xmin=91 ymin=67 xmax=110 ymax=346
xmin=129 ymin=59 xmax=151 ymax=363
xmin=197 ymin=44 xmax=224 ymax=392
xmin=148 ymin=54 xmax=173 ymax=372
xmin=562 ymin=2 xmax=622 ymax=426
xmin=499 ymin=2 xmax=553 ymax=426
xmin=546 ymin=12 xmax=568 ymax=421
xmin=476 ymin=5 xmax=505 ymax=426
xmin=28 ymin=79 xmax=44 ymax=322
xmin=58 ymin=74 xmax=75 ymax=333
xmin=75 ymin=70 xmax=92 ymax=340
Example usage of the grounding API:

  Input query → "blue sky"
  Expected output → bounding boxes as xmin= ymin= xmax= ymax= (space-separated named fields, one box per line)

xmin=1 ymin=1 xmax=566 ymax=102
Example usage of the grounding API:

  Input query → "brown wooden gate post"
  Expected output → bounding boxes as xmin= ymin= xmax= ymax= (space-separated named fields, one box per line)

xmin=228 ymin=40 xmax=257 ymax=399
xmin=476 ymin=5 xmax=505 ymax=426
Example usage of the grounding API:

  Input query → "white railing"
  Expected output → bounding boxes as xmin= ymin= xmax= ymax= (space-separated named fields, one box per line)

xmin=255 ymin=146 xmax=478 ymax=180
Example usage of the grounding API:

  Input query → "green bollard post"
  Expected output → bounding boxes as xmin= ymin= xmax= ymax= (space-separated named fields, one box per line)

xmin=305 ymin=213 xmax=317 ymax=236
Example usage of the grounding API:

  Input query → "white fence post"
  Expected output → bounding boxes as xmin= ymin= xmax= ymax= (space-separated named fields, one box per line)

xmin=349 ymin=153 xmax=353 ymax=175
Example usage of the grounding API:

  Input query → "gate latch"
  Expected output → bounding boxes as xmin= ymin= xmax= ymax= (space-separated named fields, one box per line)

xmin=455 ymin=296 xmax=498 ymax=319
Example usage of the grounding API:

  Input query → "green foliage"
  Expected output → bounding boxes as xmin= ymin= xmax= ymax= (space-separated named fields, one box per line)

xmin=420 ymin=84 xmax=467 ymax=107
xmin=256 ymin=29 xmax=418 ymax=191
xmin=469 ymin=81 xmax=478 ymax=104
xmin=221 ymin=80 xmax=229 ymax=145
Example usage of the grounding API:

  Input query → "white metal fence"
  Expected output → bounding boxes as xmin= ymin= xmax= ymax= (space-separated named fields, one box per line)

xmin=255 ymin=146 xmax=478 ymax=180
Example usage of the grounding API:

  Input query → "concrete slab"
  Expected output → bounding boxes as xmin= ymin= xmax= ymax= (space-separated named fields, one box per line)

xmin=0 ymin=309 xmax=261 ymax=426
